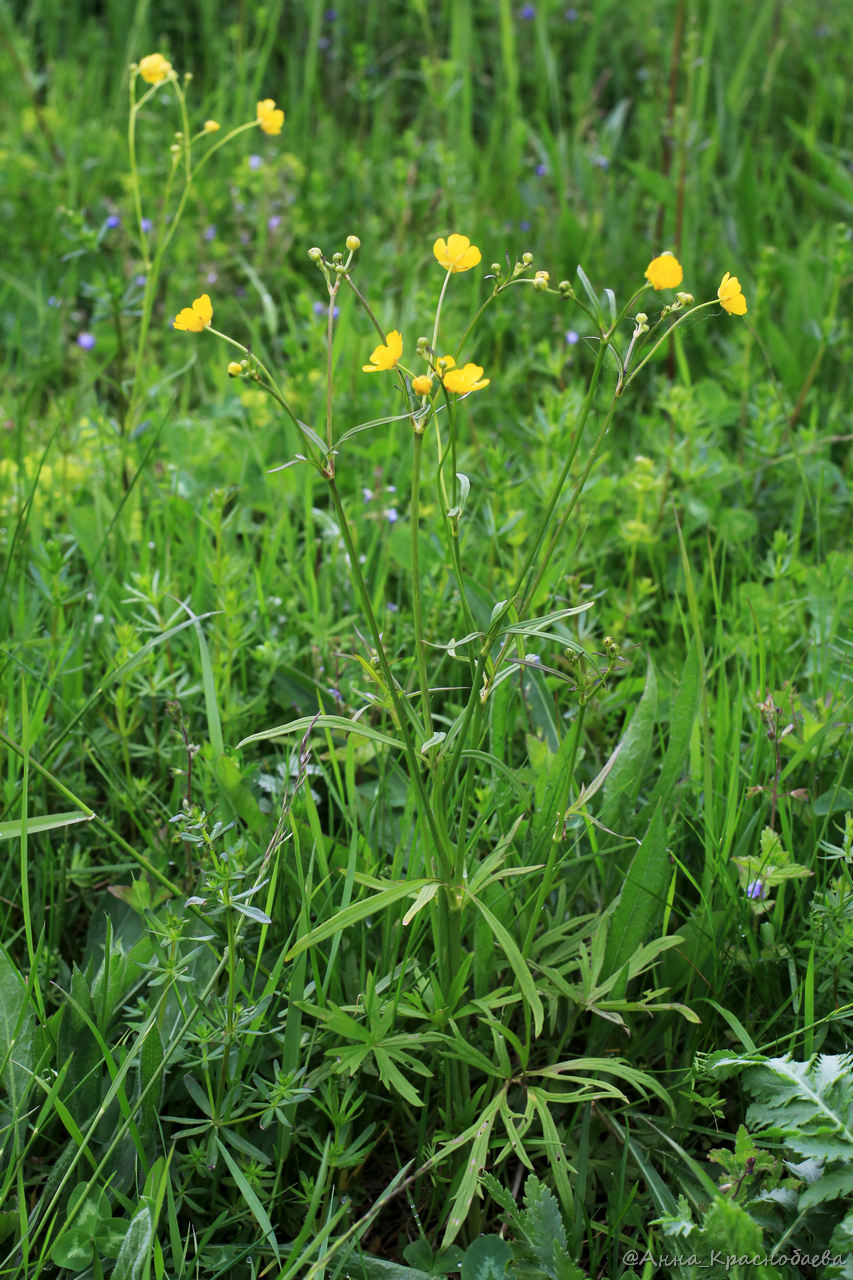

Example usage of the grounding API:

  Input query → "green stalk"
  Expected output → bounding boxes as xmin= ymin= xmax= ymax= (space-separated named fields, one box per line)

xmin=326 ymin=479 xmax=453 ymax=878
xmin=522 ymin=702 xmax=586 ymax=956
xmin=410 ymin=428 xmax=433 ymax=736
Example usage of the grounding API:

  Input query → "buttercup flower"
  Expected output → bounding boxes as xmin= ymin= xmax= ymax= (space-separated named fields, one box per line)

xmin=173 ymin=293 xmax=213 ymax=332
xmin=138 ymin=53 xmax=173 ymax=85
xmin=644 ymin=253 xmax=683 ymax=290
xmin=362 ymin=330 xmax=403 ymax=373
xmin=227 ymin=361 xmax=243 ymax=376
xmin=257 ymin=99 xmax=284 ymax=136
xmin=717 ymin=271 xmax=747 ymax=316
xmin=433 ymin=234 xmax=482 ymax=273
xmin=411 ymin=374 xmax=433 ymax=396
xmin=443 ymin=362 xmax=489 ymax=394
xmin=203 ymin=119 xmax=221 ymax=133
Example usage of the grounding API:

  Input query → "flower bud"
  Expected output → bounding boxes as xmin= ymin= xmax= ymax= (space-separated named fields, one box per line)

xmin=522 ymin=252 xmax=534 ymax=266
xmin=490 ymin=262 xmax=502 ymax=274
xmin=676 ymin=291 xmax=694 ymax=305
xmin=204 ymin=119 xmax=221 ymax=133
xmin=346 ymin=235 xmax=361 ymax=251
xmin=332 ymin=251 xmax=343 ymax=264
xmin=227 ymin=361 xmax=243 ymax=376
xmin=308 ymin=247 xmax=323 ymax=262
xmin=533 ymin=270 xmax=550 ymax=290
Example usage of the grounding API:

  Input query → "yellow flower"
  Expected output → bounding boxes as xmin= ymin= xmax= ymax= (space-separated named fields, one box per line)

xmin=203 ymin=119 xmax=221 ymax=133
xmin=227 ymin=361 xmax=243 ymax=376
xmin=362 ymin=330 xmax=403 ymax=373
xmin=433 ymin=234 xmax=482 ymax=273
xmin=173 ymin=294 xmax=213 ymax=332
xmin=138 ymin=53 xmax=173 ymax=85
xmin=443 ymin=362 xmax=489 ymax=394
xmin=644 ymin=253 xmax=683 ymax=290
xmin=411 ymin=374 xmax=433 ymax=396
xmin=717 ymin=271 xmax=747 ymax=316
xmin=257 ymin=99 xmax=284 ymax=136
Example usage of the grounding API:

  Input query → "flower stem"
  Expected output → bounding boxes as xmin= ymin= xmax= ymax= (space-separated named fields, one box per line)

xmin=410 ymin=429 xmax=432 ymax=736
xmin=326 ymin=478 xmax=453 ymax=878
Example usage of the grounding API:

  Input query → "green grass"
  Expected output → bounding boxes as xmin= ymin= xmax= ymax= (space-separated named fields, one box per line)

xmin=1 ymin=1 xmax=853 ymax=1277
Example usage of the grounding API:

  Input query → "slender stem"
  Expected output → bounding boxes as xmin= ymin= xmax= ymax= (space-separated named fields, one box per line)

xmin=410 ymin=429 xmax=433 ymax=736
xmin=522 ymin=702 xmax=587 ymax=955
xmin=509 ymin=336 xmax=608 ymax=608
xmin=519 ymin=388 xmax=619 ymax=619
xmin=620 ymin=298 xmax=717 ymax=391
xmin=325 ymin=284 xmax=339 ymax=451
xmin=326 ymin=479 xmax=453 ymax=876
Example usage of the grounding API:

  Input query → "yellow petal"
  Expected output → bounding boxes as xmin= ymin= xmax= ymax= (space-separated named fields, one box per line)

xmin=386 ymin=330 xmax=403 ymax=362
xmin=192 ymin=294 xmax=213 ymax=326
xmin=645 ymin=253 xmax=683 ymax=290
xmin=138 ymin=53 xmax=172 ymax=85
xmin=173 ymin=307 xmax=200 ymax=332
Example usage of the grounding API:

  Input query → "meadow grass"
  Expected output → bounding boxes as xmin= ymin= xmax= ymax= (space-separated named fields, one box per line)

xmin=1 ymin=1 xmax=853 ymax=1277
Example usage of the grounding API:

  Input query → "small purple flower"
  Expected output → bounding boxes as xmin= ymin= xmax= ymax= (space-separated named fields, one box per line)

xmin=746 ymin=880 xmax=766 ymax=900
xmin=386 ymin=602 xmax=399 ymax=613
xmin=135 ymin=273 xmax=147 ymax=286
xmin=519 ymin=3 xmax=536 ymax=17
xmin=317 ymin=36 xmax=330 ymax=50
xmin=267 ymin=214 xmax=282 ymax=230
xmin=520 ymin=219 xmax=531 ymax=232
xmin=77 ymin=332 xmax=96 ymax=350
xmin=536 ymin=163 xmax=548 ymax=176
xmin=206 ymin=270 xmax=218 ymax=284
xmin=313 ymin=300 xmax=339 ymax=319
xmin=565 ymin=6 xmax=578 ymax=19
xmin=323 ymin=6 xmax=337 ymax=19
xmin=48 ymin=296 xmax=59 ymax=308
xmin=565 ymin=329 xmax=579 ymax=345
xmin=386 ymin=507 xmax=398 ymax=524
xmin=105 ymin=214 xmax=121 ymax=229
xmin=363 ymin=487 xmax=374 ymax=502
xmin=140 ymin=217 xmax=153 ymax=233
xmin=204 ymin=224 xmax=217 ymax=241
xmin=248 ymin=154 xmax=263 ymax=171
xmin=593 ymin=154 xmax=610 ymax=170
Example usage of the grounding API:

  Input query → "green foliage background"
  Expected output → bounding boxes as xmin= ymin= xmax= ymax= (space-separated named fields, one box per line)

xmin=1 ymin=0 xmax=852 ymax=1277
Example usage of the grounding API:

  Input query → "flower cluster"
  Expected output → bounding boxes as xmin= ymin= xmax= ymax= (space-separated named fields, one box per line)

xmin=358 ymin=234 xmax=490 ymax=396
xmin=644 ymin=253 xmax=748 ymax=316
